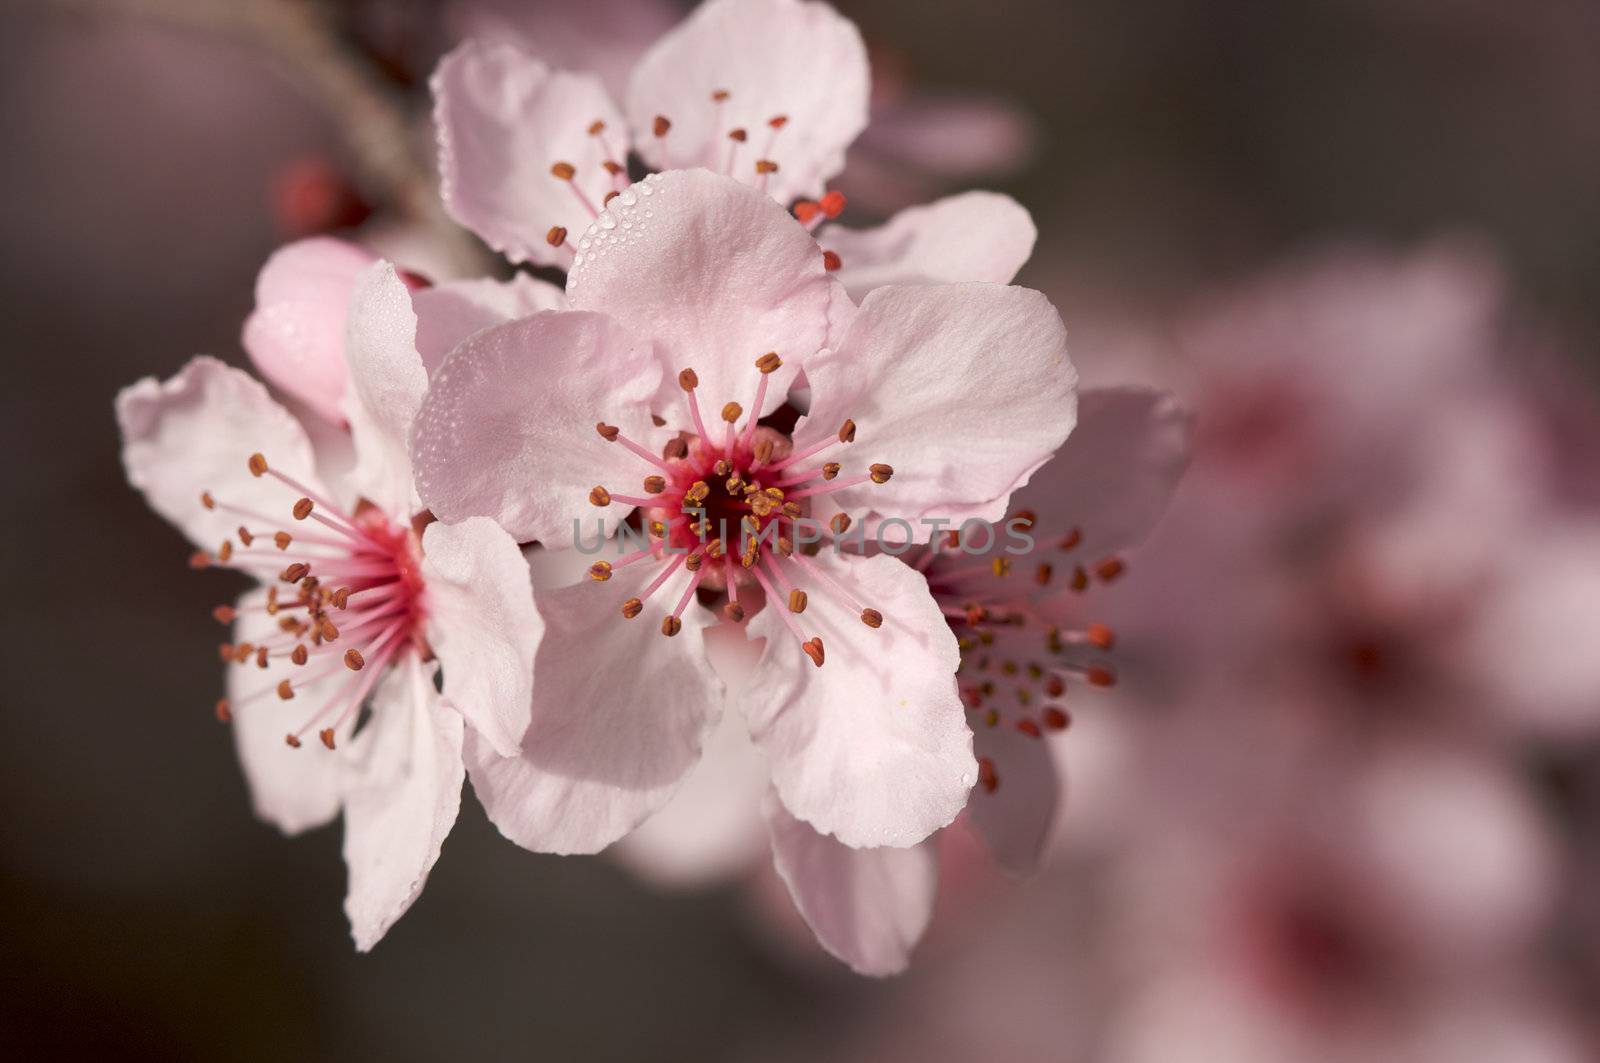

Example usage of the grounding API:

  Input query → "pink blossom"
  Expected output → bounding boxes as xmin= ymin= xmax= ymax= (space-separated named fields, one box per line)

xmin=117 ymin=262 xmax=544 ymax=949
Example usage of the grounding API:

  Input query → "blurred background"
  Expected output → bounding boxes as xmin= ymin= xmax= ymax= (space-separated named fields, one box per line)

xmin=3 ymin=0 xmax=1598 ymax=1058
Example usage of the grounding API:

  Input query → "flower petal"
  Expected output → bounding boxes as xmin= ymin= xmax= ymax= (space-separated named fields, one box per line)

xmin=797 ymin=283 xmax=1076 ymax=540
xmin=241 ymin=237 xmax=378 ymax=424
xmin=1008 ymin=387 xmax=1192 ymax=566
xmin=965 ymin=720 xmax=1062 ymax=878
xmin=421 ymin=517 xmax=542 ymax=758
xmin=432 ymin=40 xmax=628 ymax=268
xmin=411 ymin=309 xmax=659 ymax=545
xmin=225 ymin=591 xmax=342 ymax=835
xmin=343 ymin=261 xmax=427 ymax=516
xmin=611 ymin=623 xmax=771 ymax=886
xmin=464 ymin=560 xmax=723 ymax=854
xmin=742 ymin=550 xmax=974 ymax=848
xmin=823 ymin=191 xmax=1036 ymax=302
xmin=341 ymin=656 xmax=465 ymax=951
xmin=411 ymin=273 xmax=567 ymax=376
xmin=765 ymin=791 xmax=939 ymax=977
xmin=625 ymin=0 xmax=869 ymax=204
xmin=566 ymin=169 xmax=829 ymax=420
xmin=117 ymin=356 xmax=324 ymax=551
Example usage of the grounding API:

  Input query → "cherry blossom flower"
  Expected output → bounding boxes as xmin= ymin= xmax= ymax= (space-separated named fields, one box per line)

xmin=407 ymin=167 xmax=1077 ymax=897
xmin=429 ymin=0 xmax=1038 ymax=300
xmin=116 ymin=262 xmax=543 ymax=949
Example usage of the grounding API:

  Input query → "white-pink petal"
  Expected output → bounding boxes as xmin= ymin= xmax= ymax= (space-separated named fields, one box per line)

xmin=241 ymin=237 xmax=378 ymax=425
xmin=411 ymin=273 xmax=568 ymax=376
xmin=342 ymin=261 xmax=428 ymax=517
xmin=823 ymin=191 xmax=1036 ymax=302
xmin=765 ymin=792 xmax=939 ymax=977
xmin=117 ymin=356 xmax=324 ymax=551
xmin=421 ymin=517 xmax=542 ymax=758
xmin=411 ymin=309 xmax=659 ymax=546
xmin=567 ymin=170 xmax=829 ymax=421
xmin=432 ymin=40 xmax=628 ymax=268
xmin=741 ymin=550 xmax=974 ymax=848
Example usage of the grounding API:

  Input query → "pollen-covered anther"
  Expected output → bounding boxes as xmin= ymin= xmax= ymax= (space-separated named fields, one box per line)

xmin=214 ymin=698 xmax=231 ymax=722
xmin=830 ymin=512 xmax=851 ymax=534
xmin=547 ymin=226 xmax=568 ymax=247
xmin=281 ymin=562 xmax=310 ymax=583
xmin=589 ymin=486 xmax=612 ymax=507
xmin=273 ymin=531 xmax=292 ymax=550
xmin=712 ymin=459 xmax=732 ymax=477
xmin=255 ymin=647 xmax=268 ymax=669
xmin=838 ymin=419 xmax=857 ymax=443
xmin=869 ymin=464 xmax=894 ymax=484
xmin=977 ymin=757 xmax=999 ymax=793
xmin=1043 ymin=707 xmax=1071 ymax=731
xmin=618 ymin=597 xmax=644 ymax=620
xmin=861 ymin=608 xmax=884 ymax=629
xmin=643 ymin=475 xmax=666 ymax=494
xmin=653 ymin=115 xmax=671 ymax=137
xmin=217 ymin=540 xmax=233 ymax=562
xmin=728 ymin=127 xmax=748 ymax=143
xmin=755 ymin=159 xmax=779 ymax=174
xmin=1087 ymin=622 xmax=1115 ymax=650
xmin=587 ymin=119 xmax=606 ymax=135
xmin=991 ymin=557 xmax=1012 ymax=577
xmin=292 ymin=497 xmax=314 ymax=520
xmin=720 ymin=401 xmax=743 ymax=423
xmin=1095 ymin=557 xmax=1126 ymax=582
xmin=787 ymin=589 xmax=808 ymax=613
xmin=319 ymin=728 xmax=336 ymax=750
xmin=1070 ymin=565 xmax=1089 ymax=591
xmin=344 ymin=648 xmax=365 ymax=671
xmin=822 ymin=250 xmax=841 ymax=271
xmin=1045 ymin=675 xmax=1065 ymax=697
xmin=723 ymin=601 xmax=746 ymax=622
xmin=678 ymin=368 xmax=699 ymax=391
xmin=1087 ymin=664 xmax=1117 ymax=687
xmin=550 ymin=161 xmax=577 ymax=180
xmin=1016 ymin=718 xmax=1043 ymax=739
xmin=237 ymin=527 xmax=254 ymax=546
xmin=212 ymin=605 xmax=237 ymax=624
xmin=661 ymin=616 xmax=682 ymax=637
xmin=276 ymin=679 xmax=294 ymax=701
xmin=602 ymin=160 xmax=624 ymax=176
xmin=595 ymin=422 xmax=620 ymax=442
xmin=189 ymin=550 xmax=211 ymax=569
xmin=1059 ymin=527 xmax=1083 ymax=550
xmin=200 ymin=490 xmax=216 ymax=509
xmin=819 ymin=189 xmax=847 ymax=217
xmin=802 ymin=637 xmax=825 ymax=668
xmin=291 ymin=645 xmax=309 ymax=666
xmin=755 ymin=351 xmax=782 ymax=374
xmin=284 ymin=734 xmax=301 ymax=748
xmin=684 ymin=480 xmax=710 ymax=504
xmin=248 ymin=453 xmax=268 ymax=477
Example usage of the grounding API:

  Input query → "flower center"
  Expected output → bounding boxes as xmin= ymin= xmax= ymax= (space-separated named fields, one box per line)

xmin=919 ymin=515 xmax=1126 ymax=794
xmin=541 ymin=91 xmax=848 ymax=273
xmin=196 ymin=453 xmax=429 ymax=750
xmin=587 ymin=354 xmax=891 ymax=666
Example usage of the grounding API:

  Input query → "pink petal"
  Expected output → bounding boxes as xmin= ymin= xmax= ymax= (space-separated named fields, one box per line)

xmin=421 ymin=518 xmax=543 ymax=758
xmin=464 ymin=561 xmax=723 ymax=854
xmin=612 ymin=622 xmax=771 ymax=887
xmin=742 ymin=550 xmax=974 ymax=848
xmin=445 ymin=0 xmax=680 ymax=100
xmin=341 ymin=657 xmax=466 ymax=951
xmin=965 ymin=720 xmax=1062 ymax=878
xmin=566 ymin=170 xmax=829 ymax=421
xmin=1011 ymin=386 xmax=1193 ymax=565
xmin=411 ymin=310 xmax=659 ymax=545
xmin=798 ymin=283 xmax=1077 ymax=538
xmin=824 ymin=191 xmax=1036 ymax=302
xmin=432 ymin=40 xmax=628 ymax=268
xmin=765 ymin=791 xmax=939 ymax=977
xmin=342 ymin=262 xmax=427 ymax=516
xmin=626 ymin=0 xmax=869 ymax=205
xmin=412 ymin=273 xmax=567 ymax=376
xmin=225 ymin=591 xmax=343 ymax=835
xmin=116 ymin=356 xmax=325 ymax=550
xmin=241 ymin=237 xmax=378 ymax=425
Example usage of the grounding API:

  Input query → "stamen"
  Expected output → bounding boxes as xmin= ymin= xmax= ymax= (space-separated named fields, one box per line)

xmin=550 ymin=161 xmax=599 ymax=218
xmin=822 ymin=250 xmax=841 ymax=271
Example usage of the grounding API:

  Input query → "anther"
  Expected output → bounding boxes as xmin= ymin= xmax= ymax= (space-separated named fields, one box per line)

xmin=602 ymin=160 xmax=624 ymax=176
xmin=281 ymin=562 xmax=310 ymax=583
xmin=991 ymin=557 xmax=1012 ymax=577
xmin=788 ymin=589 xmax=808 ymax=613
xmin=291 ymin=645 xmax=309 ymax=666
xmin=589 ymin=486 xmax=612 ymax=507
xmin=621 ymin=598 xmax=643 ymax=619
xmin=978 ymin=757 xmax=999 ymax=793
xmin=653 ymin=115 xmax=671 ymax=137
xmin=661 ymin=616 xmax=682 ymax=637
xmin=753 ymin=439 xmax=774 ymax=464
xmin=721 ymin=402 xmax=743 ymax=423
xmin=284 ymin=734 xmax=301 ymax=748
xmin=1017 ymin=719 xmax=1043 ymax=739
xmin=319 ymin=728 xmax=336 ymax=750
xmin=547 ymin=225 xmax=568 ymax=247
xmin=1043 ymin=707 xmax=1071 ymax=731
xmin=276 ymin=679 xmax=294 ymax=700
xmin=274 ymin=531 xmax=292 ymax=550
xmin=212 ymin=605 xmax=236 ymax=624
xmin=822 ymin=250 xmax=841 ymax=271
xmin=685 ymin=481 xmax=710 ymax=504
xmin=1036 ymin=563 xmax=1053 ymax=585
xmin=550 ymin=161 xmax=577 ymax=180
xmin=292 ymin=497 xmax=314 ymax=520
xmin=200 ymin=490 xmax=215 ymax=509
xmin=1087 ymin=665 xmax=1116 ymax=687
xmin=1059 ymin=527 xmax=1083 ymax=550
xmin=248 ymin=453 xmax=268 ymax=477
xmin=604 ymin=191 xmax=619 ymax=206
xmin=663 ymin=438 xmax=689 ymax=460
xmin=819 ymin=190 xmax=847 ymax=217
xmin=678 ymin=368 xmax=699 ymax=391
xmin=596 ymin=422 xmax=620 ymax=441
xmin=838 ymin=419 xmax=857 ymax=443
xmin=634 ymin=476 xmax=661 ymax=495
xmin=802 ymin=637 xmax=825 ymax=668
xmin=724 ymin=601 xmax=746 ymax=622
xmin=256 ymin=647 xmax=268 ymax=669
xmin=728 ymin=128 xmax=748 ymax=142
xmin=1087 ymin=623 xmax=1115 ymax=650
xmin=685 ymin=552 xmax=704 ymax=573
xmin=344 ymin=648 xmax=365 ymax=671
xmin=755 ymin=352 xmax=782 ymax=374
xmin=330 ymin=587 xmax=350 ymax=609
xmin=587 ymin=119 xmax=606 ymax=135
xmin=869 ymin=464 xmax=894 ymax=484
xmin=713 ymin=459 xmax=732 ymax=476
xmin=830 ymin=513 xmax=851 ymax=534
xmin=755 ymin=159 xmax=779 ymax=174
xmin=712 ymin=89 xmax=730 ymax=102
xmin=189 ymin=550 xmax=211 ymax=569
xmin=586 ymin=560 xmax=613 ymax=583
xmin=214 ymin=698 xmax=231 ymax=723
xmin=1094 ymin=557 xmax=1126 ymax=582
xmin=861 ymin=608 xmax=883 ymax=629
xmin=217 ymin=541 xmax=233 ymax=562
xmin=237 ymin=527 xmax=254 ymax=546
xmin=1070 ymin=566 xmax=1089 ymax=591
xmin=768 ymin=115 xmax=789 ymax=129
xmin=822 ymin=463 xmax=840 ymax=480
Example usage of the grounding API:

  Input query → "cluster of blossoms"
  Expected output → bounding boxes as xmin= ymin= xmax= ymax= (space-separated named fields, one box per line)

xmin=117 ymin=0 xmax=1187 ymax=973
